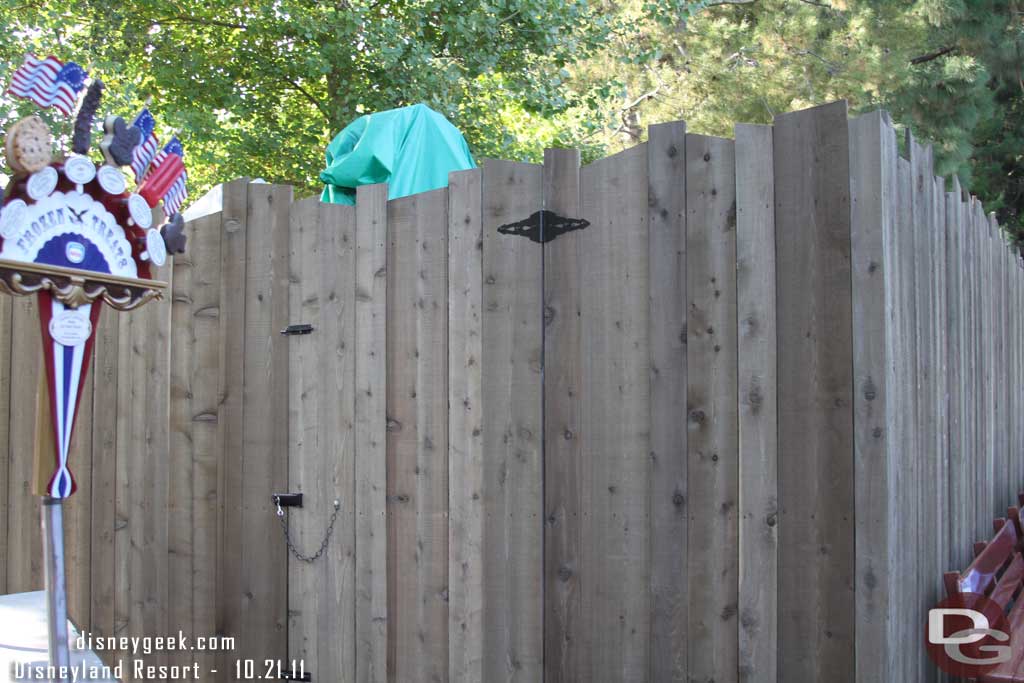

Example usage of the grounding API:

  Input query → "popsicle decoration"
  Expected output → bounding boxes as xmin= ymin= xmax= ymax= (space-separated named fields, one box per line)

xmin=138 ymin=137 xmax=188 ymax=214
xmin=0 ymin=54 xmax=186 ymax=498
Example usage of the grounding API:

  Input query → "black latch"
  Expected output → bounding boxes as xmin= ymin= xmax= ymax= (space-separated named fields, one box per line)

xmin=497 ymin=210 xmax=589 ymax=244
xmin=273 ymin=493 xmax=303 ymax=508
xmin=281 ymin=324 xmax=314 ymax=335
xmin=280 ymin=672 xmax=311 ymax=682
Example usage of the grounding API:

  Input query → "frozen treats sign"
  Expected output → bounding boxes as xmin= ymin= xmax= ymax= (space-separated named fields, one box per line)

xmin=0 ymin=189 xmax=140 ymax=498
xmin=0 ymin=190 xmax=137 ymax=277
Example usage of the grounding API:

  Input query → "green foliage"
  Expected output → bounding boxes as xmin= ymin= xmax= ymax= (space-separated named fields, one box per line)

xmin=0 ymin=0 xmax=614 ymax=198
xmin=565 ymin=0 xmax=1024 ymax=238
xmin=1 ymin=0 xmax=1020 ymax=241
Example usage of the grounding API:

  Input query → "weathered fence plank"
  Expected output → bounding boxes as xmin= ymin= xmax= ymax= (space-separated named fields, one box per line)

xmin=448 ymin=168 xmax=485 ymax=683
xmin=735 ymin=122 xmax=777 ymax=683
xmin=240 ymin=183 xmax=291 ymax=668
xmin=0 ymin=296 xmax=9 ymax=595
xmin=287 ymin=196 xmax=358 ymax=682
xmin=355 ymin=182 xmax=389 ymax=683
xmin=685 ymin=134 xmax=738 ymax=683
xmin=90 ymin=304 xmax=118 ymax=646
xmin=848 ymin=111 xmax=897 ymax=683
xmin=992 ymin=213 xmax=1010 ymax=508
xmin=8 ymin=298 xmax=42 ymax=593
xmin=286 ymin=195 xmax=322 ymax=675
xmin=932 ymin=175 xmax=949 ymax=683
xmin=1016 ymin=252 xmax=1023 ymax=497
xmin=321 ymin=200 xmax=359 ymax=683
xmin=116 ymin=260 xmax=172 ymax=677
xmin=894 ymin=154 xmax=920 ymax=683
xmin=217 ymin=177 xmax=250 ymax=675
xmin=976 ymin=197 xmax=993 ymax=538
xmin=647 ymin=121 xmax=689 ymax=683
xmin=964 ymin=193 xmax=978 ymax=548
xmin=775 ymin=100 xmax=855 ymax=682
xmin=946 ymin=177 xmax=969 ymax=574
xmin=387 ymin=188 xmax=450 ymax=683
xmin=908 ymin=136 xmax=937 ymax=683
xmin=157 ymin=210 xmax=221 ymax=675
xmin=480 ymin=159 xmax=543 ymax=683
xmin=543 ymin=147 xmax=583 ymax=683
xmin=168 ymin=213 xmax=195 ymax=671
xmin=188 ymin=211 xmax=223 ymax=678
xmin=579 ymin=143 xmax=651 ymax=682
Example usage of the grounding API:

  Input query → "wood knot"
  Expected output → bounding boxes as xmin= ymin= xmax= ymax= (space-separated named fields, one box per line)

xmin=862 ymin=378 xmax=877 ymax=401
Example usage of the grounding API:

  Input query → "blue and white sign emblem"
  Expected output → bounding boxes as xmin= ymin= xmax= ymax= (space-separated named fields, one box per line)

xmin=65 ymin=241 xmax=85 ymax=264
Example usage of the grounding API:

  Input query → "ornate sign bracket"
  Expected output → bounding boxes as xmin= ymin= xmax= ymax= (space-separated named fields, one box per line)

xmin=0 ymin=258 xmax=166 ymax=311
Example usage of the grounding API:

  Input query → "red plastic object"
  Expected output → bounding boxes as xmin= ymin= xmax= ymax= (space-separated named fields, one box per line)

xmin=943 ymin=502 xmax=1024 ymax=681
xmin=138 ymin=154 xmax=184 ymax=208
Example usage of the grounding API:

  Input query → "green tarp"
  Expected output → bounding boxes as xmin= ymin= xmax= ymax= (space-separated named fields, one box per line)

xmin=320 ymin=103 xmax=477 ymax=205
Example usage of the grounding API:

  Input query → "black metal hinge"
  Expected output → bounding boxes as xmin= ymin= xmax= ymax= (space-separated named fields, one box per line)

xmin=280 ymin=672 xmax=311 ymax=682
xmin=497 ymin=210 xmax=589 ymax=244
xmin=281 ymin=324 xmax=314 ymax=336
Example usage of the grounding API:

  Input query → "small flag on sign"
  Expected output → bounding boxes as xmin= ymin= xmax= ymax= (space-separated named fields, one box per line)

xmin=138 ymin=137 xmax=187 ymax=211
xmin=157 ymin=138 xmax=188 ymax=214
xmin=163 ymin=171 xmax=188 ymax=215
xmin=130 ymin=108 xmax=159 ymax=182
xmin=162 ymin=135 xmax=184 ymax=159
xmin=6 ymin=54 xmax=87 ymax=116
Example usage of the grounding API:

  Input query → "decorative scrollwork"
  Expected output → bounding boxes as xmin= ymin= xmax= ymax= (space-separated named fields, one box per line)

xmin=0 ymin=259 xmax=165 ymax=311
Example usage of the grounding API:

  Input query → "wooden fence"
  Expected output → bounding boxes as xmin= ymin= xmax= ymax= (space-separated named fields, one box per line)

xmin=0 ymin=100 xmax=1022 ymax=682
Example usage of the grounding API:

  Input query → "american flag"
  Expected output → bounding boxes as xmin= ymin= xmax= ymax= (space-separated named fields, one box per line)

xmin=130 ymin=108 xmax=159 ymax=182
xmin=152 ymin=137 xmax=187 ymax=214
xmin=163 ymin=171 xmax=188 ymax=215
xmin=6 ymin=54 xmax=87 ymax=116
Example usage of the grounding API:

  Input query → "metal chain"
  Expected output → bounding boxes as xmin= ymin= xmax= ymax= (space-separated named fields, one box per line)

xmin=275 ymin=497 xmax=341 ymax=563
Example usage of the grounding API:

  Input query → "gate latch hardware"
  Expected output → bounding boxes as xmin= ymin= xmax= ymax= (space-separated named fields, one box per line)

xmin=281 ymin=324 xmax=314 ymax=336
xmin=273 ymin=493 xmax=303 ymax=511
xmin=497 ymin=210 xmax=589 ymax=244
xmin=280 ymin=671 xmax=311 ymax=682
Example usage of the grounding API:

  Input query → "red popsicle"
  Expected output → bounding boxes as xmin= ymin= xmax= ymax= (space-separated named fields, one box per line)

xmin=138 ymin=153 xmax=184 ymax=208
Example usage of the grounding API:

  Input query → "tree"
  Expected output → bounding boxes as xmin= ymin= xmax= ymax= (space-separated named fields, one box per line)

xmin=565 ymin=0 xmax=1024 ymax=239
xmin=0 ymin=0 xmax=615 ymax=198
xmin=3 ymin=0 xmax=1020 ymax=239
